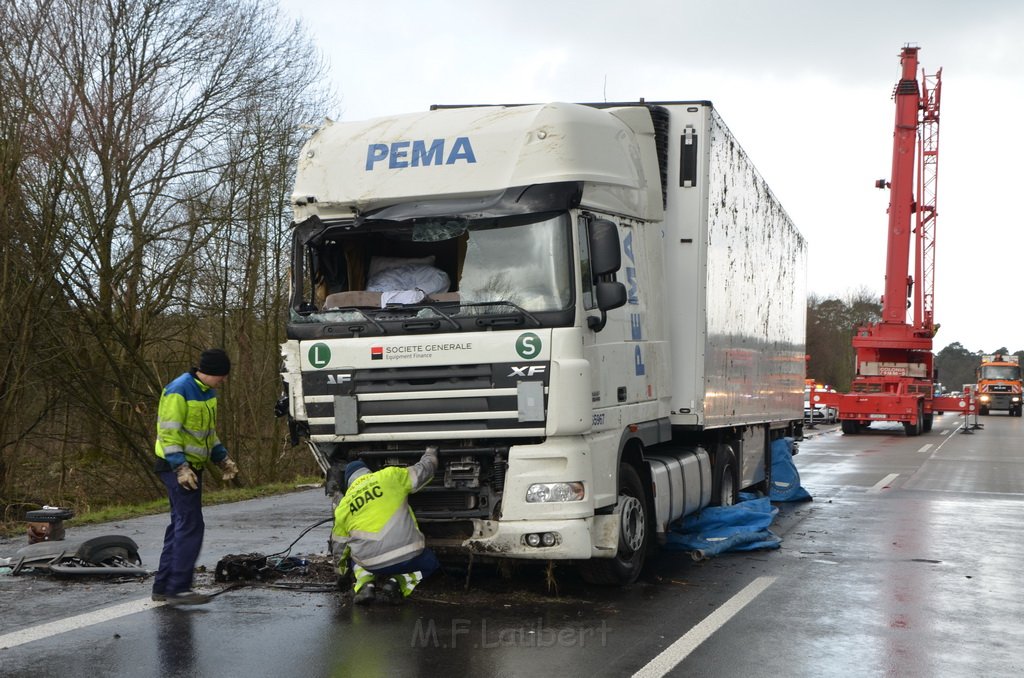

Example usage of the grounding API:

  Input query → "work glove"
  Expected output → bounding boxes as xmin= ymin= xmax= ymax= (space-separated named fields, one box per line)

xmin=176 ymin=464 xmax=199 ymax=490
xmin=218 ymin=458 xmax=239 ymax=481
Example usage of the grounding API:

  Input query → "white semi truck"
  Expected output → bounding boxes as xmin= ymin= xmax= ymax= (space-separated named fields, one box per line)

xmin=279 ymin=101 xmax=806 ymax=584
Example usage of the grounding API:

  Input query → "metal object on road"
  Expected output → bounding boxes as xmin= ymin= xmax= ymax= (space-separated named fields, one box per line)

xmin=25 ymin=507 xmax=75 ymax=544
xmin=10 ymin=535 xmax=146 ymax=577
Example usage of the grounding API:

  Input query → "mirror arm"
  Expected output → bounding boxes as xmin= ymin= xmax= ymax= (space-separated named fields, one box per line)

xmin=587 ymin=311 xmax=608 ymax=332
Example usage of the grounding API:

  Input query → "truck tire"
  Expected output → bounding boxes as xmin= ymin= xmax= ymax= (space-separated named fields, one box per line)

xmin=75 ymin=535 xmax=141 ymax=565
xmin=578 ymin=463 xmax=649 ymax=586
xmin=841 ymin=420 xmax=859 ymax=434
xmin=712 ymin=445 xmax=738 ymax=507
xmin=903 ymin=402 xmax=923 ymax=436
xmin=922 ymin=413 xmax=934 ymax=433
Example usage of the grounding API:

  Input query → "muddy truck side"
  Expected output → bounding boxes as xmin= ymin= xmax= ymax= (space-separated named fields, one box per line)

xmin=278 ymin=101 xmax=807 ymax=585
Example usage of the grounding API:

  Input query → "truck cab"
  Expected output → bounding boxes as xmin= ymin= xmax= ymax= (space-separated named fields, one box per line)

xmin=976 ymin=354 xmax=1022 ymax=416
xmin=278 ymin=101 xmax=806 ymax=584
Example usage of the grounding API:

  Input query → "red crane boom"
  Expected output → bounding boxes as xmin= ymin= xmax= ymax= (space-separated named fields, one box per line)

xmin=817 ymin=45 xmax=964 ymax=436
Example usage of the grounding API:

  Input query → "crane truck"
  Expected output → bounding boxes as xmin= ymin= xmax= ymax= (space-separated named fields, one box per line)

xmin=976 ymin=354 xmax=1022 ymax=416
xmin=278 ymin=100 xmax=806 ymax=585
xmin=820 ymin=45 xmax=966 ymax=436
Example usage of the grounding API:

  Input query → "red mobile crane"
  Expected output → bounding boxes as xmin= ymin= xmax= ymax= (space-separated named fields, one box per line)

xmin=819 ymin=45 xmax=965 ymax=435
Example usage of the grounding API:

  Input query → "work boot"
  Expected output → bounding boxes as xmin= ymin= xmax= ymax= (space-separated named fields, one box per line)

xmin=165 ymin=590 xmax=211 ymax=606
xmin=379 ymin=578 xmax=403 ymax=605
xmin=353 ymin=583 xmax=376 ymax=606
xmin=151 ymin=591 xmax=167 ymax=602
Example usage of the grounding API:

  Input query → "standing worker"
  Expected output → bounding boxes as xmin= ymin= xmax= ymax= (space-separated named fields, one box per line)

xmin=152 ymin=348 xmax=239 ymax=606
xmin=332 ymin=446 xmax=440 ymax=605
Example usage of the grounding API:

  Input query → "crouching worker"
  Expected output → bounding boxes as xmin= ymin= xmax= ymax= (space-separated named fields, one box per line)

xmin=331 ymin=446 xmax=440 ymax=605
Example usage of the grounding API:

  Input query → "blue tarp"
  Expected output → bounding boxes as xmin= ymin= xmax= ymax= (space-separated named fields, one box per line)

xmin=665 ymin=496 xmax=781 ymax=560
xmin=769 ymin=437 xmax=812 ymax=502
xmin=664 ymin=439 xmax=811 ymax=560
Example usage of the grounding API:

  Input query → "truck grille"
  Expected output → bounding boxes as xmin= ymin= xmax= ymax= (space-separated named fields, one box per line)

xmin=302 ymin=362 xmax=549 ymax=437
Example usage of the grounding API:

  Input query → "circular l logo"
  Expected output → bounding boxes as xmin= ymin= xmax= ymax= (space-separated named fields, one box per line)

xmin=308 ymin=342 xmax=331 ymax=368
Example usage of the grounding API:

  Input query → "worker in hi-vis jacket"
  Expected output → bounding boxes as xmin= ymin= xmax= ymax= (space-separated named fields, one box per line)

xmin=331 ymin=446 xmax=439 ymax=605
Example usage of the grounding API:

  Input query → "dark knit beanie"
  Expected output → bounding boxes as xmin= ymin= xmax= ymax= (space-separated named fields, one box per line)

xmin=199 ymin=348 xmax=231 ymax=376
xmin=344 ymin=461 xmax=369 ymax=490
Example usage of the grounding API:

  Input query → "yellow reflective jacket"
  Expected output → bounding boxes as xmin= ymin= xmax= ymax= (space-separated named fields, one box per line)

xmin=154 ymin=371 xmax=227 ymax=470
xmin=332 ymin=452 xmax=436 ymax=569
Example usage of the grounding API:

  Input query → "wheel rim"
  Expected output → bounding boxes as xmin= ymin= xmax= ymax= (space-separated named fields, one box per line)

xmin=720 ymin=472 xmax=735 ymax=506
xmin=619 ymin=494 xmax=645 ymax=554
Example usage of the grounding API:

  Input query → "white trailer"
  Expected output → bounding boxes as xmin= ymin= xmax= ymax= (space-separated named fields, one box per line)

xmin=279 ymin=100 xmax=806 ymax=584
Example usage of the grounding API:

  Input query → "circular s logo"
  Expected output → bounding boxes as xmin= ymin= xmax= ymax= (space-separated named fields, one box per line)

xmin=308 ymin=342 xmax=331 ymax=368
xmin=515 ymin=332 xmax=542 ymax=359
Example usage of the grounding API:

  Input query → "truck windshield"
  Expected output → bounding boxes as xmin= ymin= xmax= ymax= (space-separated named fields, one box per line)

xmin=458 ymin=215 xmax=572 ymax=311
xmin=979 ymin=366 xmax=1021 ymax=381
xmin=288 ymin=212 xmax=575 ymax=336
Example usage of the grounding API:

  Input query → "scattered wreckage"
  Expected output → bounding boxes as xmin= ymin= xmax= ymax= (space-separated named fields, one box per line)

xmin=5 ymin=534 xmax=147 ymax=577
xmin=1 ymin=507 xmax=147 ymax=577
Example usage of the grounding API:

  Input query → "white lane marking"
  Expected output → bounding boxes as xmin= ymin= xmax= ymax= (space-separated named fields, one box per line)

xmin=632 ymin=576 xmax=776 ymax=678
xmin=0 ymin=598 xmax=161 ymax=649
xmin=867 ymin=473 xmax=900 ymax=494
xmin=917 ymin=443 xmax=933 ymax=453
xmin=940 ymin=429 xmax=950 ymax=435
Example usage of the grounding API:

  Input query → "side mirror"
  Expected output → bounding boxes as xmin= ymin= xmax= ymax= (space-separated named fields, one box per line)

xmin=595 ymin=281 xmax=627 ymax=312
xmin=589 ymin=219 xmax=621 ymax=276
xmin=588 ymin=281 xmax=628 ymax=332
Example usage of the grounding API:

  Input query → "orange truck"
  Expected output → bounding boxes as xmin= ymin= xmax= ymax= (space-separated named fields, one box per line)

xmin=976 ymin=354 xmax=1022 ymax=417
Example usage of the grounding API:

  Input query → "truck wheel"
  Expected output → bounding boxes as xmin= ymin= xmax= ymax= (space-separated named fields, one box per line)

xmin=578 ymin=463 xmax=649 ymax=586
xmin=980 ymin=406 xmax=989 ymax=416
xmin=841 ymin=420 xmax=859 ymax=434
xmin=922 ymin=413 xmax=934 ymax=433
xmin=712 ymin=445 xmax=738 ymax=507
xmin=903 ymin=402 xmax=924 ymax=436
xmin=76 ymin=535 xmax=141 ymax=565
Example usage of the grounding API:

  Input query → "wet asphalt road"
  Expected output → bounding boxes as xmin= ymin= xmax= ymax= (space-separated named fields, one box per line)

xmin=1 ymin=412 xmax=1022 ymax=677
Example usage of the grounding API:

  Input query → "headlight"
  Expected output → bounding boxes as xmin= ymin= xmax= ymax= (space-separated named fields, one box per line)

xmin=979 ymin=395 xmax=990 ymax=403
xmin=1013 ymin=396 xmax=1021 ymax=403
xmin=525 ymin=482 xmax=585 ymax=503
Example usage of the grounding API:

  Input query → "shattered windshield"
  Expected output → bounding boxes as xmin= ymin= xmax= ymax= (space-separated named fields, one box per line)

xmin=291 ymin=212 xmax=574 ymax=329
xmin=458 ymin=215 xmax=572 ymax=311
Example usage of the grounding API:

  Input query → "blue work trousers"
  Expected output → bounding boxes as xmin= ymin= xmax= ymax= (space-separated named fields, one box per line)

xmin=152 ymin=469 xmax=205 ymax=596
xmin=370 ymin=548 xmax=440 ymax=579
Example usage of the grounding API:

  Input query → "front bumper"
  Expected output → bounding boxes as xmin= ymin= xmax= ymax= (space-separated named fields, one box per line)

xmin=460 ymin=515 xmax=619 ymax=560
xmin=979 ymin=394 xmax=1019 ymax=410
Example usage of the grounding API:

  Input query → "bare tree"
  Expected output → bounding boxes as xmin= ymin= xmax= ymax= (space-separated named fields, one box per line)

xmin=806 ymin=288 xmax=881 ymax=391
xmin=1 ymin=0 xmax=331 ymax=510
xmin=0 ymin=1 xmax=72 ymax=504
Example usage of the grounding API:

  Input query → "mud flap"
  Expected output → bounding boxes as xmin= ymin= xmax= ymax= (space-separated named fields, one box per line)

xmin=591 ymin=512 xmax=620 ymax=555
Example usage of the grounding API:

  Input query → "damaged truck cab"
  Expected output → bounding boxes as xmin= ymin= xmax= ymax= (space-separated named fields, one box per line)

xmin=279 ymin=101 xmax=806 ymax=584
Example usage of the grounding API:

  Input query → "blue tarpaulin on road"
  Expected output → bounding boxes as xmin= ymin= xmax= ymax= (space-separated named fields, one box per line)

xmin=665 ymin=497 xmax=781 ymax=560
xmin=770 ymin=437 xmax=812 ymax=502
xmin=662 ymin=437 xmax=810 ymax=560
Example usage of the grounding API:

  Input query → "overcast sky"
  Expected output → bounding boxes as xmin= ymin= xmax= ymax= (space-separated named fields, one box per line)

xmin=277 ymin=0 xmax=1024 ymax=354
